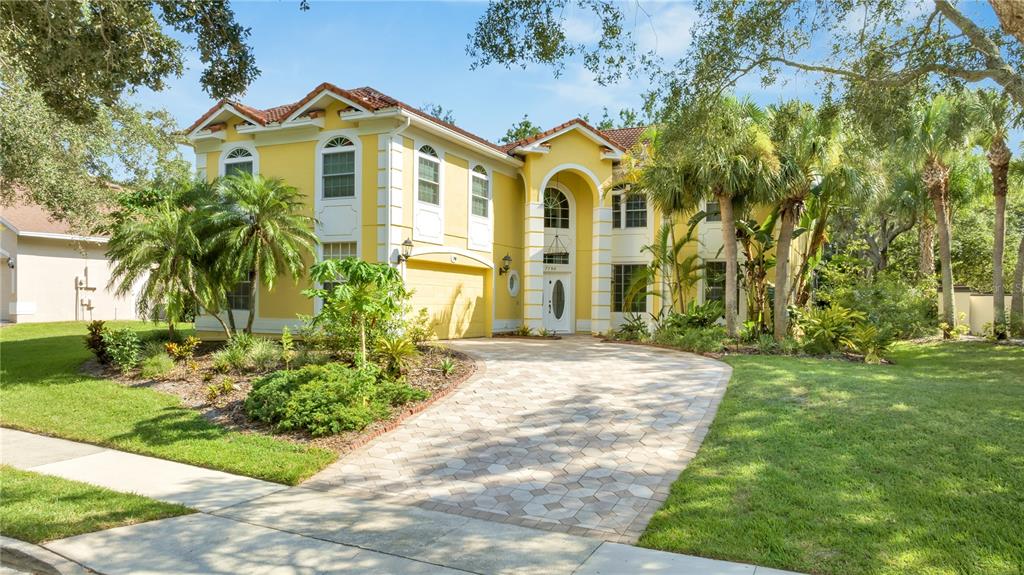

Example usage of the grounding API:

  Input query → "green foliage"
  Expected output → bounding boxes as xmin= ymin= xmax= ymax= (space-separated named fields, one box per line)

xmin=796 ymin=306 xmax=865 ymax=355
xmin=84 ymin=321 xmax=110 ymax=364
xmin=404 ymin=308 xmax=436 ymax=345
xmin=499 ymin=114 xmax=543 ymax=144
xmin=0 ymin=1 xmax=257 ymax=124
xmin=661 ymin=300 xmax=725 ymax=332
xmin=376 ymin=335 xmax=421 ymax=377
xmin=848 ymin=324 xmax=894 ymax=364
xmin=653 ymin=326 xmax=728 ymax=354
xmin=438 ymin=357 xmax=457 ymax=378
xmin=141 ymin=340 xmax=167 ymax=360
xmin=280 ymin=327 xmax=297 ymax=370
xmin=304 ymin=258 xmax=408 ymax=361
xmin=511 ymin=324 xmax=533 ymax=336
xmin=819 ymin=268 xmax=937 ymax=340
xmin=421 ymin=103 xmax=456 ymax=124
xmin=756 ymin=334 xmax=777 ymax=355
xmin=206 ymin=378 xmax=236 ymax=406
xmin=245 ymin=363 xmax=427 ymax=437
xmin=140 ymin=353 xmax=175 ymax=379
xmin=210 ymin=333 xmax=279 ymax=374
xmin=165 ymin=336 xmax=201 ymax=362
xmin=102 ymin=328 xmax=141 ymax=372
xmin=614 ymin=315 xmax=650 ymax=342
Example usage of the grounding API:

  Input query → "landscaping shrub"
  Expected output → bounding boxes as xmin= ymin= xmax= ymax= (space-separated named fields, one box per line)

xmin=660 ymin=300 xmax=725 ymax=332
xmin=849 ymin=323 xmax=894 ymax=364
xmin=438 ymin=356 xmax=456 ymax=377
xmin=102 ymin=328 xmax=141 ymax=372
xmin=613 ymin=315 xmax=650 ymax=341
xmin=795 ymin=305 xmax=864 ymax=355
xmin=141 ymin=340 xmax=167 ymax=359
xmin=245 ymin=362 xmax=427 ymax=436
xmin=404 ymin=308 xmax=435 ymax=344
xmin=84 ymin=320 xmax=109 ymax=364
xmin=653 ymin=325 xmax=728 ymax=354
xmin=211 ymin=333 xmax=279 ymax=373
xmin=375 ymin=335 xmax=420 ymax=377
xmin=165 ymin=336 xmax=201 ymax=362
xmin=140 ymin=353 xmax=174 ymax=379
xmin=819 ymin=269 xmax=936 ymax=339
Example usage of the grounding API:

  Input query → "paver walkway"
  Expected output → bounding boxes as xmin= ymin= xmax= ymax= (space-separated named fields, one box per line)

xmin=307 ymin=337 xmax=731 ymax=542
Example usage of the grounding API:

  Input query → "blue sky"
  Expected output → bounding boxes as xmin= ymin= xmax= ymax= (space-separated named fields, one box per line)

xmin=136 ymin=1 xmax=721 ymax=144
xmin=135 ymin=0 xmax=1015 ymax=155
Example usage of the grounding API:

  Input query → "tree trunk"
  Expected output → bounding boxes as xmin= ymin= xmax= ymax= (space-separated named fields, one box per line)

xmin=990 ymin=0 xmax=1024 ymax=46
xmin=774 ymin=202 xmax=798 ymax=341
xmin=925 ymin=161 xmax=955 ymax=331
xmin=989 ymin=141 xmax=1010 ymax=336
xmin=918 ymin=220 xmax=935 ymax=279
xmin=794 ymin=202 xmax=830 ymax=306
xmin=245 ymin=270 xmax=258 ymax=334
xmin=189 ymin=286 xmax=232 ymax=339
xmin=1011 ymin=235 xmax=1024 ymax=337
xmin=718 ymin=192 xmax=739 ymax=337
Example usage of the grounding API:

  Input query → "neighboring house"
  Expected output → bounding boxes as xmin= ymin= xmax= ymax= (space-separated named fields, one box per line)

xmin=185 ymin=83 xmax=765 ymax=339
xmin=0 ymin=200 xmax=141 ymax=323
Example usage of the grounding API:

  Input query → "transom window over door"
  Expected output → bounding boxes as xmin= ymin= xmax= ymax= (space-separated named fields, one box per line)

xmin=543 ymin=188 xmax=569 ymax=229
xmin=471 ymin=165 xmax=489 ymax=217
xmin=322 ymin=137 xmax=356 ymax=198
xmin=224 ymin=147 xmax=253 ymax=176
xmin=417 ymin=145 xmax=440 ymax=205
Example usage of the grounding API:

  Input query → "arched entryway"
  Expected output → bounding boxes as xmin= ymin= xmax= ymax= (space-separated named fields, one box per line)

xmin=542 ymin=185 xmax=574 ymax=332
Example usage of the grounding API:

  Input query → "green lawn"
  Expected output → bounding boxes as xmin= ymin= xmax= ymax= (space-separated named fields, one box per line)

xmin=640 ymin=341 xmax=1024 ymax=575
xmin=0 ymin=322 xmax=335 ymax=484
xmin=0 ymin=465 xmax=192 ymax=543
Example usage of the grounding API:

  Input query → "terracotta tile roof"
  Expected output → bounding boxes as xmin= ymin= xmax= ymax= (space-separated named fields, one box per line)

xmin=500 ymin=118 xmax=628 ymax=154
xmin=185 ymin=84 xmax=645 ymax=160
xmin=1 ymin=199 xmax=80 ymax=236
xmin=600 ymin=126 xmax=647 ymax=150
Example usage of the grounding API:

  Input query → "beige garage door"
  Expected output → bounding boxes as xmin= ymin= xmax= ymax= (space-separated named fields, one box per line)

xmin=406 ymin=261 xmax=487 ymax=339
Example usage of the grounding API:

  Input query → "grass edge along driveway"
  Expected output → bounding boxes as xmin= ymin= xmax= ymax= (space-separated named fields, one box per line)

xmin=640 ymin=340 xmax=1024 ymax=575
xmin=0 ymin=322 xmax=335 ymax=485
xmin=0 ymin=465 xmax=193 ymax=543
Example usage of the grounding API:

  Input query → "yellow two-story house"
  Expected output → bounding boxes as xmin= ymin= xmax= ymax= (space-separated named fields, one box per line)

xmin=186 ymin=82 xmax=736 ymax=339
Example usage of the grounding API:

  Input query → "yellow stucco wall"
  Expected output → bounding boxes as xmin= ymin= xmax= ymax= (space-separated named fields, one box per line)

xmin=492 ymin=171 xmax=525 ymax=322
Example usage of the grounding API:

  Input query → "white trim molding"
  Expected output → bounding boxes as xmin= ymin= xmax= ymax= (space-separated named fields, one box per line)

xmin=314 ymin=129 xmax=362 ymax=251
xmin=219 ymin=142 xmax=259 ymax=177
xmin=413 ymin=140 xmax=445 ymax=245
xmin=467 ymin=164 xmax=493 ymax=252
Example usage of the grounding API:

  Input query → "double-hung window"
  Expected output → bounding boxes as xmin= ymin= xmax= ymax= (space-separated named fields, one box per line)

xmin=471 ymin=165 xmax=489 ymax=217
xmin=417 ymin=146 xmax=441 ymax=204
xmin=704 ymin=261 xmax=726 ymax=304
xmin=611 ymin=187 xmax=646 ymax=228
xmin=705 ymin=200 xmax=722 ymax=222
xmin=322 ymin=137 xmax=356 ymax=198
xmin=321 ymin=241 xmax=357 ymax=292
xmin=226 ymin=272 xmax=254 ymax=310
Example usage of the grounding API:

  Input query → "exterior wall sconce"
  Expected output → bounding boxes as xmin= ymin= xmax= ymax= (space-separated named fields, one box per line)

xmin=6 ymin=258 xmax=13 ymax=269
xmin=398 ymin=238 xmax=414 ymax=263
xmin=498 ymin=253 xmax=512 ymax=275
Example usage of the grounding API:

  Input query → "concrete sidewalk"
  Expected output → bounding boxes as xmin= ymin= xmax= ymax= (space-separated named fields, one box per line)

xmin=1 ymin=428 xmax=802 ymax=575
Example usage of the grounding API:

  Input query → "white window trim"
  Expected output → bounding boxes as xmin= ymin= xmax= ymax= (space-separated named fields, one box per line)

xmin=413 ymin=139 xmax=446 ymax=244
xmin=314 ymin=240 xmax=359 ymax=314
xmin=702 ymin=198 xmax=723 ymax=224
xmin=467 ymin=164 xmax=493 ymax=252
xmin=319 ymin=136 xmax=358 ymax=200
xmin=219 ymin=142 xmax=259 ymax=177
xmin=506 ymin=269 xmax=521 ymax=297
xmin=314 ymin=129 xmax=362 ymax=246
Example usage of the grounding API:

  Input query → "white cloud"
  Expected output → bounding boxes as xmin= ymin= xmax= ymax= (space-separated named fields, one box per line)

xmin=564 ymin=11 xmax=602 ymax=44
xmin=541 ymin=63 xmax=640 ymax=113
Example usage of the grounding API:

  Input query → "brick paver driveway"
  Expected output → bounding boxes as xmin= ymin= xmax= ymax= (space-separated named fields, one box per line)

xmin=305 ymin=337 xmax=731 ymax=542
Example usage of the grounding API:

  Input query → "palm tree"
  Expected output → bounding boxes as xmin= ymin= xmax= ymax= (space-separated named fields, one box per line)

xmin=208 ymin=174 xmax=317 ymax=333
xmin=1012 ymin=235 xmax=1024 ymax=337
xmin=901 ymin=94 xmax=973 ymax=332
xmin=107 ymin=193 xmax=233 ymax=339
xmin=657 ymin=96 xmax=778 ymax=337
xmin=768 ymin=102 xmax=849 ymax=341
xmin=969 ymin=89 xmax=1013 ymax=336
xmin=625 ymin=222 xmax=705 ymax=316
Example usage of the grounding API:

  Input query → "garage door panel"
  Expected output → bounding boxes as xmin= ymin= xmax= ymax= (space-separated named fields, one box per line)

xmin=407 ymin=264 xmax=486 ymax=339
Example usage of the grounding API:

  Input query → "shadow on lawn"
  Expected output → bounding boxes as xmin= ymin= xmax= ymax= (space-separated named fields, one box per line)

xmin=638 ymin=343 xmax=1024 ymax=575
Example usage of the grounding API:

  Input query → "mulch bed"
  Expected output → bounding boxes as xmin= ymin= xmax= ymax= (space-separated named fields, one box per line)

xmin=85 ymin=343 xmax=476 ymax=455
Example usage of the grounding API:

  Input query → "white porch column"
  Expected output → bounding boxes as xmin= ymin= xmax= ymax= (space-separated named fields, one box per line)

xmin=523 ymin=201 xmax=545 ymax=331
xmin=591 ymin=205 xmax=613 ymax=334
xmin=376 ymin=134 xmax=404 ymax=265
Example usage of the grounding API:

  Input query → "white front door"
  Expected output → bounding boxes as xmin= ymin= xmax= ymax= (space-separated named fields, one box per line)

xmin=543 ymin=273 xmax=572 ymax=333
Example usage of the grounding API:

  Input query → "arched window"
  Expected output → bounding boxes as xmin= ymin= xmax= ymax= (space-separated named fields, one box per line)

xmin=224 ymin=147 xmax=253 ymax=176
xmin=543 ymin=187 xmax=569 ymax=229
xmin=322 ymin=136 xmax=356 ymax=198
xmin=417 ymin=145 xmax=440 ymax=205
xmin=470 ymin=165 xmax=489 ymax=217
